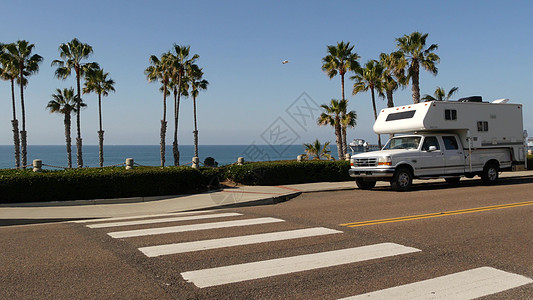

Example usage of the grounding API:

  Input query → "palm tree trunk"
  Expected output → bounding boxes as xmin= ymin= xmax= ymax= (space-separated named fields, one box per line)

xmin=173 ymin=89 xmax=179 ymax=166
xmin=65 ymin=113 xmax=72 ymax=169
xmin=19 ymin=69 xmax=27 ymax=167
xmin=193 ymin=96 xmax=199 ymax=158
xmin=98 ymin=93 xmax=104 ymax=167
xmin=341 ymin=126 xmax=347 ymax=158
xmin=10 ymin=79 xmax=20 ymax=168
xmin=335 ymin=117 xmax=342 ymax=160
xmin=75 ymin=69 xmax=83 ymax=168
xmin=411 ymin=62 xmax=420 ymax=104
xmin=386 ymin=89 xmax=394 ymax=108
xmin=340 ymin=73 xmax=345 ymax=101
xmin=173 ymin=74 xmax=182 ymax=166
xmin=12 ymin=120 xmax=20 ymax=169
xmin=371 ymin=88 xmax=381 ymax=148
xmin=160 ymin=87 xmax=167 ymax=167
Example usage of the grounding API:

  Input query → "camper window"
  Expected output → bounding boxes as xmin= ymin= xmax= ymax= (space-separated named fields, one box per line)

xmin=445 ymin=109 xmax=457 ymax=120
xmin=442 ymin=136 xmax=459 ymax=150
xmin=386 ymin=110 xmax=416 ymax=121
xmin=477 ymin=121 xmax=489 ymax=132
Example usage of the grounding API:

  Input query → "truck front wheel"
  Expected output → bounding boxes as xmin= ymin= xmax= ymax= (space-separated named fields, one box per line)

xmin=391 ymin=167 xmax=413 ymax=191
xmin=481 ymin=162 xmax=499 ymax=184
xmin=355 ymin=178 xmax=377 ymax=190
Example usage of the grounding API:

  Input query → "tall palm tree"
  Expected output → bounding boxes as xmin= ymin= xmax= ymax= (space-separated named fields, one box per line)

xmin=422 ymin=86 xmax=459 ymax=102
xmin=396 ymin=32 xmax=440 ymax=104
xmin=318 ymin=99 xmax=344 ymax=160
xmin=83 ymin=67 xmax=115 ymax=167
xmin=303 ymin=139 xmax=333 ymax=161
xmin=3 ymin=41 xmax=43 ymax=167
xmin=322 ymin=41 xmax=360 ymax=156
xmin=379 ymin=51 xmax=407 ymax=108
xmin=145 ymin=51 xmax=173 ymax=167
xmin=52 ymin=38 xmax=98 ymax=168
xmin=352 ymin=60 xmax=384 ymax=148
xmin=46 ymin=88 xmax=86 ymax=168
xmin=169 ymin=45 xmax=199 ymax=166
xmin=0 ymin=44 xmax=21 ymax=168
xmin=341 ymin=109 xmax=357 ymax=150
xmin=189 ymin=67 xmax=209 ymax=158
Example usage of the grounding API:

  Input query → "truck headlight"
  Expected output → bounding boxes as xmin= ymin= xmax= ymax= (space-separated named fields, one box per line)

xmin=378 ymin=156 xmax=392 ymax=166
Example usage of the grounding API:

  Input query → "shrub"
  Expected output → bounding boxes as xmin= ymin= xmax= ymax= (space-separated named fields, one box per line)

xmin=0 ymin=167 xmax=208 ymax=203
xmin=225 ymin=160 xmax=351 ymax=185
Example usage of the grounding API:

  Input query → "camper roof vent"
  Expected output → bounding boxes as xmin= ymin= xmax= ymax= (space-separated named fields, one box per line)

xmin=492 ymin=98 xmax=509 ymax=104
xmin=458 ymin=96 xmax=483 ymax=102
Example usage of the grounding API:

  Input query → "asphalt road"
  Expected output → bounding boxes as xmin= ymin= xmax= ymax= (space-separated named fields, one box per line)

xmin=1 ymin=177 xmax=532 ymax=299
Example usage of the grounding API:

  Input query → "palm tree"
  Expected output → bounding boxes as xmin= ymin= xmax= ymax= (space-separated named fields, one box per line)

xmin=3 ymin=41 xmax=43 ymax=167
xmin=0 ymin=44 xmax=21 ymax=168
xmin=396 ymin=32 xmax=440 ymax=104
xmin=379 ymin=51 xmax=407 ymax=108
xmin=52 ymin=38 xmax=98 ymax=168
xmin=169 ymin=45 xmax=199 ymax=166
xmin=303 ymin=139 xmax=333 ymax=160
xmin=352 ymin=60 xmax=384 ymax=148
xmin=318 ymin=99 xmax=344 ymax=160
xmin=322 ymin=41 xmax=360 ymax=155
xmin=321 ymin=41 xmax=360 ymax=102
xmin=422 ymin=86 xmax=459 ymax=102
xmin=189 ymin=67 xmax=209 ymax=158
xmin=83 ymin=67 xmax=115 ymax=167
xmin=145 ymin=52 xmax=173 ymax=167
xmin=341 ymin=109 xmax=357 ymax=150
xmin=46 ymin=88 xmax=86 ymax=169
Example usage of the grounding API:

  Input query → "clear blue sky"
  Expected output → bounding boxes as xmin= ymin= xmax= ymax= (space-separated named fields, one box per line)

xmin=1 ymin=0 xmax=532 ymax=146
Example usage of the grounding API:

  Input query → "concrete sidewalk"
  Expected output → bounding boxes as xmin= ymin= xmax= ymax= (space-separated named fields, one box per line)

xmin=1 ymin=171 xmax=531 ymax=223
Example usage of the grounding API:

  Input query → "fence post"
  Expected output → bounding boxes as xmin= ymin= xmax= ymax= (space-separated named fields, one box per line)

xmin=237 ymin=157 xmax=244 ymax=165
xmin=32 ymin=159 xmax=42 ymax=173
xmin=344 ymin=153 xmax=351 ymax=161
xmin=297 ymin=155 xmax=303 ymax=162
xmin=125 ymin=158 xmax=134 ymax=170
xmin=192 ymin=157 xmax=200 ymax=169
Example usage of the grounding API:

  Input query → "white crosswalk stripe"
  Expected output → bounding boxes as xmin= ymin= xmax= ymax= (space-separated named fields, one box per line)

xmin=180 ymin=243 xmax=421 ymax=288
xmin=71 ymin=210 xmax=214 ymax=224
xmin=139 ymin=227 xmax=343 ymax=257
xmin=108 ymin=217 xmax=285 ymax=238
xmin=87 ymin=212 xmax=242 ymax=228
xmin=339 ymin=266 xmax=533 ymax=300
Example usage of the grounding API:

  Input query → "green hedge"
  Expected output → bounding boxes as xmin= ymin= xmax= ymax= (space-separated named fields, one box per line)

xmin=0 ymin=160 xmax=351 ymax=203
xmin=225 ymin=160 xmax=351 ymax=185
xmin=0 ymin=167 xmax=211 ymax=203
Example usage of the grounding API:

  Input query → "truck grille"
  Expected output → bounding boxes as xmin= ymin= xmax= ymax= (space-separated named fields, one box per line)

xmin=354 ymin=158 xmax=377 ymax=167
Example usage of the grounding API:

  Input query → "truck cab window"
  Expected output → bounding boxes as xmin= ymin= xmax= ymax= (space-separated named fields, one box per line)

xmin=421 ymin=137 xmax=440 ymax=151
xmin=442 ymin=136 xmax=459 ymax=150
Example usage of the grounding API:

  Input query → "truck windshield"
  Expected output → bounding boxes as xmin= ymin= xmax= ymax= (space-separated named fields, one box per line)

xmin=383 ymin=136 xmax=421 ymax=150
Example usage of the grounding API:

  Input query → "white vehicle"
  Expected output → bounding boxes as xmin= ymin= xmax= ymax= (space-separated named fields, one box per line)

xmin=349 ymin=97 xmax=527 ymax=191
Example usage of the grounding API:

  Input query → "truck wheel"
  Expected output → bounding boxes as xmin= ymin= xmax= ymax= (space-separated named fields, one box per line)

xmin=355 ymin=178 xmax=376 ymax=190
xmin=391 ymin=167 xmax=413 ymax=191
xmin=445 ymin=177 xmax=461 ymax=185
xmin=481 ymin=162 xmax=499 ymax=184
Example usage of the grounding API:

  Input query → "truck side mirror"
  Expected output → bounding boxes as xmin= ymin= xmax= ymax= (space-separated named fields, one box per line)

xmin=428 ymin=146 xmax=437 ymax=152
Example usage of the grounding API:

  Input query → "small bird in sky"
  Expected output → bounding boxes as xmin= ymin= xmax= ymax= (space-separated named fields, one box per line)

xmin=282 ymin=60 xmax=289 ymax=64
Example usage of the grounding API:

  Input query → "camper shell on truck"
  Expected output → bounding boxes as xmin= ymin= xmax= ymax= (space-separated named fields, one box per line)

xmin=349 ymin=97 xmax=527 ymax=191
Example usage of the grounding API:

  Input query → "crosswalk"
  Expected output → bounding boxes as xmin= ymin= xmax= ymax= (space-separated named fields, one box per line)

xmin=74 ymin=210 xmax=532 ymax=298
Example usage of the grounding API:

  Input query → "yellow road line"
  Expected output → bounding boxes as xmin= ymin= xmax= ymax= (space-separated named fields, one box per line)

xmin=340 ymin=200 xmax=533 ymax=228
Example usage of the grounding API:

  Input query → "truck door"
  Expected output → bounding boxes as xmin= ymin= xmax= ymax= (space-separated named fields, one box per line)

xmin=441 ymin=135 xmax=465 ymax=175
xmin=417 ymin=136 xmax=445 ymax=176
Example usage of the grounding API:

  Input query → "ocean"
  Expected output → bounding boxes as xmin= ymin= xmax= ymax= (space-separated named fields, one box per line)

xmin=0 ymin=144 xmax=341 ymax=169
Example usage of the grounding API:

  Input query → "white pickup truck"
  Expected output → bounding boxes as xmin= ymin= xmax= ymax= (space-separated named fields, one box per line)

xmin=349 ymin=98 xmax=527 ymax=191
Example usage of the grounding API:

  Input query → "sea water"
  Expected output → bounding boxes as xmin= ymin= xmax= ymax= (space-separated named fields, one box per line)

xmin=0 ymin=144 xmax=341 ymax=169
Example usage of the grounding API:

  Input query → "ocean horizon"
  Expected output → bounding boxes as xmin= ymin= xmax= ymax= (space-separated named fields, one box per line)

xmin=0 ymin=144 xmax=342 ymax=170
